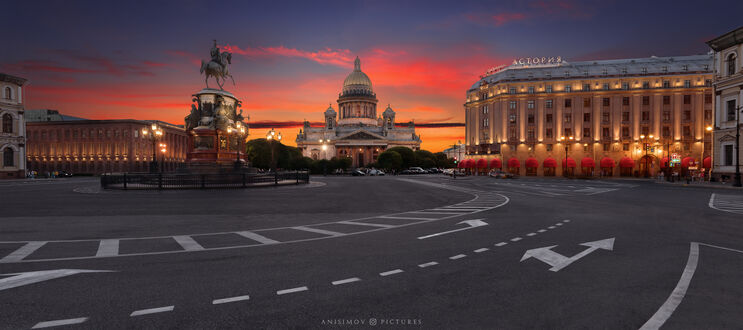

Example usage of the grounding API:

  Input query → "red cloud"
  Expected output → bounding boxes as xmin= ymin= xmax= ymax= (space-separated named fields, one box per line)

xmin=493 ymin=12 xmax=528 ymax=26
xmin=222 ymin=44 xmax=354 ymax=68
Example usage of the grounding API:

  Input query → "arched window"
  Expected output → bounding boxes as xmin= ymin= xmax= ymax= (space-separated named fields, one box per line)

xmin=2 ymin=114 xmax=12 ymax=133
xmin=3 ymin=147 xmax=13 ymax=167
xmin=4 ymin=87 xmax=10 ymax=100
xmin=727 ymin=53 xmax=737 ymax=76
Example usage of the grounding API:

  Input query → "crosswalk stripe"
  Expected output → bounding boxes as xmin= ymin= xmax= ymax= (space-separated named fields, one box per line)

xmin=337 ymin=220 xmax=395 ymax=228
xmin=96 ymin=239 xmax=119 ymax=257
xmin=1 ymin=241 xmax=46 ymax=262
xmin=292 ymin=226 xmax=345 ymax=237
xmin=236 ymin=231 xmax=280 ymax=244
xmin=173 ymin=236 xmax=204 ymax=251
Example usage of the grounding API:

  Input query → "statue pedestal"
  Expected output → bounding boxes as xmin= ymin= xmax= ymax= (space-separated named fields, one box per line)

xmin=185 ymin=88 xmax=246 ymax=170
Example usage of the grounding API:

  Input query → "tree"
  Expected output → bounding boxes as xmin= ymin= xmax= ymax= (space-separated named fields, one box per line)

xmin=434 ymin=152 xmax=454 ymax=168
xmin=246 ymin=138 xmax=272 ymax=169
xmin=377 ymin=150 xmax=403 ymax=170
xmin=414 ymin=150 xmax=436 ymax=167
xmin=386 ymin=147 xmax=415 ymax=168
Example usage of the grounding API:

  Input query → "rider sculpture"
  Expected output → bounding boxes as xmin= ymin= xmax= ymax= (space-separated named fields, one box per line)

xmin=200 ymin=40 xmax=235 ymax=90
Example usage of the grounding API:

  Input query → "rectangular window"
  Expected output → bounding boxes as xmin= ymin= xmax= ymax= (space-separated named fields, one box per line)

xmin=683 ymin=95 xmax=691 ymax=104
xmin=482 ymin=118 xmax=489 ymax=127
xmin=565 ymin=85 xmax=572 ymax=92
xmin=622 ymin=68 xmax=628 ymax=74
xmin=528 ymin=86 xmax=535 ymax=94
xmin=546 ymin=85 xmax=553 ymax=93
xmin=642 ymin=96 xmax=650 ymax=105
xmin=602 ymin=127 xmax=610 ymax=138
xmin=602 ymin=97 xmax=610 ymax=107
xmin=622 ymin=82 xmax=629 ymax=90
xmin=622 ymin=127 xmax=630 ymax=137
xmin=705 ymin=79 xmax=712 ymax=87
xmin=603 ymin=83 xmax=609 ymax=90
xmin=603 ymin=143 xmax=610 ymax=151
xmin=622 ymin=111 xmax=630 ymax=121
xmin=684 ymin=80 xmax=691 ymax=88
xmin=663 ymin=80 xmax=670 ymax=88
xmin=705 ymin=109 xmax=712 ymax=120
xmin=727 ymin=100 xmax=737 ymax=121
xmin=509 ymin=101 xmax=517 ymax=110
xmin=724 ymin=145 xmax=734 ymax=166
xmin=584 ymin=113 xmax=591 ymax=122
xmin=602 ymin=112 xmax=610 ymax=123
xmin=546 ymin=128 xmax=553 ymax=138
xmin=545 ymin=99 xmax=553 ymax=108
xmin=546 ymin=144 xmax=553 ymax=151
xmin=683 ymin=110 xmax=691 ymax=121
xmin=662 ymin=126 xmax=671 ymax=138
xmin=705 ymin=94 xmax=712 ymax=104
xmin=527 ymin=100 xmax=535 ymax=109
xmin=622 ymin=97 xmax=630 ymax=106
xmin=583 ymin=128 xmax=591 ymax=137
xmin=527 ymin=113 xmax=535 ymax=124
xmin=546 ymin=114 xmax=553 ymax=123
xmin=583 ymin=84 xmax=591 ymax=91
xmin=623 ymin=143 xmax=629 ymax=151
xmin=683 ymin=126 xmax=691 ymax=137
xmin=584 ymin=98 xmax=591 ymax=107
xmin=482 ymin=105 xmax=488 ymax=114
xmin=509 ymin=127 xmax=517 ymax=139
xmin=565 ymin=99 xmax=572 ymax=108
xmin=564 ymin=128 xmax=572 ymax=137
xmin=509 ymin=87 xmax=516 ymax=94
xmin=642 ymin=111 xmax=650 ymax=121
xmin=642 ymin=67 xmax=648 ymax=74
xmin=663 ymin=111 xmax=671 ymax=122
xmin=527 ymin=128 xmax=535 ymax=139
xmin=642 ymin=82 xmax=650 ymax=89
xmin=565 ymin=113 xmax=572 ymax=123
xmin=641 ymin=126 xmax=649 ymax=135
xmin=509 ymin=113 xmax=517 ymax=124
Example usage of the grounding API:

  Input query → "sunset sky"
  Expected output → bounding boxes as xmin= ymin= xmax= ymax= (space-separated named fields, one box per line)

xmin=2 ymin=0 xmax=740 ymax=151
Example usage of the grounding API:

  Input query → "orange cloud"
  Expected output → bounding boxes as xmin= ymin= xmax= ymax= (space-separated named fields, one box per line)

xmin=222 ymin=44 xmax=354 ymax=67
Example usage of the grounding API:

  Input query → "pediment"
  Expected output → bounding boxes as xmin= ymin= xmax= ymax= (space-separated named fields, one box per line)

xmin=720 ymin=134 xmax=737 ymax=142
xmin=338 ymin=130 xmax=385 ymax=140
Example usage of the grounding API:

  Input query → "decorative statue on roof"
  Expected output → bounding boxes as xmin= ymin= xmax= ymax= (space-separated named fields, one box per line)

xmin=200 ymin=40 xmax=235 ymax=90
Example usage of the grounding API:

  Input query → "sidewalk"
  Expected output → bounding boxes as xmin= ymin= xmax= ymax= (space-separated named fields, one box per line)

xmin=653 ymin=179 xmax=743 ymax=191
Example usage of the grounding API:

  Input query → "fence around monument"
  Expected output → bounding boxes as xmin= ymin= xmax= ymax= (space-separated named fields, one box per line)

xmin=100 ymin=171 xmax=310 ymax=190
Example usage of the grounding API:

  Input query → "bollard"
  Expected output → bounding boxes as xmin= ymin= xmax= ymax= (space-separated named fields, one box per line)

xmin=158 ymin=173 xmax=162 ymax=190
xmin=123 ymin=173 xmax=127 ymax=190
xmin=296 ymin=170 xmax=299 ymax=185
xmin=275 ymin=171 xmax=278 ymax=186
xmin=242 ymin=173 xmax=246 ymax=188
xmin=201 ymin=174 xmax=206 ymax=189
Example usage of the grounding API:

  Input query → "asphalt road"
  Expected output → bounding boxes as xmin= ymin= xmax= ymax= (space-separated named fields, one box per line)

xmin=1 ymin=175 xmax=742 ymax=329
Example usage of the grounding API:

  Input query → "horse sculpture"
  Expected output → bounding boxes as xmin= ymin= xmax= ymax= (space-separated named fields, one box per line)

xmin=200 ymin=52 xmax=235 ymax=90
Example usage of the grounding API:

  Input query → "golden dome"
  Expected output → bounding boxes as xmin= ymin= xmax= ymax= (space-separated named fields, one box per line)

xmin=342 ymin=56 xmax=373 ymax=93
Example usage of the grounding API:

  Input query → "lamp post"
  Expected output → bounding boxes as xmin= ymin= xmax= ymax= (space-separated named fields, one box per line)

xmin=640 ymin=134 xmax=654 ymax=178
xmin=158 ymin=143 xmax=167 ymax=173
xmin=228 ymin=122 xmax=247 ymax=170
xmin=266 ymin=128 xmax=282 ymax=172
xmin=703 ymin=125 xmax=712 ymax=182
xmin=734 ymin=105 xmax=743 ymax=187
xmin=141 ymin=123 xmax=163 ymax=173
xmin=319 ymin=138 xmax=328 ymax=175
xmin=559 ymin=136 xmax=573 ymax=177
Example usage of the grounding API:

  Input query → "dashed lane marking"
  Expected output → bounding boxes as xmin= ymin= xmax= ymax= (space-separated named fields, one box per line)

xmin=32 ymin=317 xmax=89 ymax=329
xmin=449 ymin=254 xmax=467 ymax=260
xmin=212 ymin=295 xmax=250 ymax=305
xmin=526 ymin=233 xmax=537 ymax=236
xmin=511 ymin=237 xmax=523 ymax=242
xmin=173 ymin=236 xmax=204 ymax=251
xmin=474 ymin=248 xmax=489 ymax=253
xmin=380 ymin=269 xmax=404 ymax=277
xmin=418 ymin=262 xmax=438 ymax=268
xmin=276 ymin=286 xmax=308 ymax=295
xmin=537 ymin=229 xmax=547 ymax=233
xmin=235 ymin=231 xmax=280 ymax=244
xmin=130 ymin=306 xmax=174 ymax=317
xmin=495 ymin=242 xmax=507 ymax=247
xmin=548 ymin=226 xmax=556 ymax=229
xmin=332 ymin=277 xmax=361 ymax=286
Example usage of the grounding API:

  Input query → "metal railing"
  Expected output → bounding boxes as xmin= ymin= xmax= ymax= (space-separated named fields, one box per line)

xmin=101 ymin=171 xmax=310 ymax=190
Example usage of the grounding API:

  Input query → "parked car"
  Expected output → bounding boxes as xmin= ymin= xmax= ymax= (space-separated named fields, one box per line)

xmin=368 ymin=169 xmax=385 ymax=176
xmin=489 ymin=169 xmax=514 ymax=179
xmin=351 ymin=169 xmax=365 ymax=176
xmin=408 ymin=167 xmax=427 ymax=174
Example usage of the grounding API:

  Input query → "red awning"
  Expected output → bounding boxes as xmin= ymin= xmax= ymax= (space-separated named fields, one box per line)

xmin=561 ymin=157 xmax=576 ymax=168
xmin=476 ymin=158 xmax=488 ymax=168
xmin=525 ymin=157 xmax=539 ymax=168
xmin=660 ymin=157 xmax=669 ymax=169
xmin=681 ymin=157 xmax=696 ymax=168
xmin=619 ymin=157 xmax=634 ymax=168
xmin=489 ymin=158 xmax=502 ymax=168
xmin=543 ymin=157 xmax=557 ymax=168
xmin=600 ymin=157 xmax=615 ymax=168
xmin=467 ymin=159 xmax=477 ymax=168
xmin=581 ymin=157 xmax=595 ymax=168
xmin=703 ymin=156 xmax=711 ymax=168
xmin=508 ymin=157 xmax=520 ymax=168
xmin=457 ymin=160 xmax=466 ymax=168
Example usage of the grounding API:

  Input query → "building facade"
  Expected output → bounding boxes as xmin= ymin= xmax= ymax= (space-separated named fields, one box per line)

xmin=707 ymin=27 xmax=743 ymax=181
xmin=443 ymin=141 xmax=465 ymax=162
xmin=26 ymin=119 xmax=188 ymax=175
xmin=296 ymin=57 xmax=421 ymax=168
xmin=0 ymin=73 xmax=28 ymax=179
xmin=464 ymin=55 xmax=714 ymax=177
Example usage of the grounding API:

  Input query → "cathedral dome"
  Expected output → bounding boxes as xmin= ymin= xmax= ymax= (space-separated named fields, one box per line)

xmin=342 ymin=57 xmax=373 ymax=94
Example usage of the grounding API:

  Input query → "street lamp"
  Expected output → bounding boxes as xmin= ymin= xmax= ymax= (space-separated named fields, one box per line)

xmin=640 ymin=134 xmax=654 ymax=178
xmin=158 ymin=143 xmax=167 ymax=173
xmin=142 ymin=123 xmax=163 ymax=173
xmin=733 ymin=106 xmax=743 ymax=187
xmin=228 ymin=122 xmax=247 ymax=170
xmin=319 ymin=138 xmax=329 ymax=175
xmin=266 ymin=128 xmax=282 ymax=172
xmin=559 ymin=136 xmax=573 ymax=177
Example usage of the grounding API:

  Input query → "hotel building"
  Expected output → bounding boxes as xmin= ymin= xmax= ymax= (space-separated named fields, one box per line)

xmin=0 ymin=73 xmax=27 ymax=179
xmin=707 ymin=26 xmax=743 ymax=182
xmin=463 ymin=55 xmax=714 ymax=177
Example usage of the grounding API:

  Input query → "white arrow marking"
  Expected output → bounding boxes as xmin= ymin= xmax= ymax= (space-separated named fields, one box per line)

xmin=520 ymin=238 xmax=614 ymax=272
xmin=417 ymin=219 xmax=488 ymax=239
xmin=0 ymin=269 xmax=115 ymax=291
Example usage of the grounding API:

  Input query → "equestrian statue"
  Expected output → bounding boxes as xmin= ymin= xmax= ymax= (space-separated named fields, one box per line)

xmin=200 ymin=40 xmax=235 ymax=90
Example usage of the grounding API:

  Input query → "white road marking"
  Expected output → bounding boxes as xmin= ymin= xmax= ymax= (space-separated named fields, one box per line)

xmin=708 ymin=193 xmax=743 ymax=215
xmin=130 ymin=305 xmax=174 ymax=316
xmin=548 ymin=226 xmax=556 ymax=229
xmin=449 ymin=254 xmax=467 ymax=260
xmin=537 ymin=229 xmax=547 ymax=233
xmin=474 ymin=248 xmax=489 ymax=253
xmin=276 ymin=286 xmax=308 ymax=295
xmin=379 ymin=215 xmax=438 ymax=221
xmin=32 ymin=317 xmax=89 ymax=329
xmin=292 ymin=226 xmax=344 ymax=237
xmin=418 ymin=262 xmax=438 ymax=268
xmin=172 ymin=236 xmax=204 ymax=251
xmin=511 ymin=237 xmax=522 ymax=242
xmin=526 ymin=233 xmax=537 ymax=236
xmin=235 ymin=231 xmax=280 ymax=244
xmin=0 ymin=269 xmax=114 ymax=292
xmin=380 ymin=269 xmax=404 ymax=276
xmin=555 ymin=223 xmax=563 ymax=226
xmin=417 ymin=219 xmax=488 ymax=240
xmin=562 ymin=219 xmax=571 ymax=223
xmin=212 ymin=295 xmax=250 ymax=305
xmin=640 ymin=242 xmax=699 ymax=330
xmin=1 ymin=241 xmax=46 ymax=262
xmin=337 ymin=220 xmax=395 ymax=228
xmin=495 ymin=242 xmax=507 ymax=247
xmin=332 ymin=277 xmax=361 ymax=285
xmin=521 ymin=238 xmax=615 ymax=272
xmin=96 ymin=239 xmax=119 ymax=257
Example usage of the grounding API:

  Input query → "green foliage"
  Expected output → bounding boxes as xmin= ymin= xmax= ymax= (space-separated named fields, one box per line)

xmin=377 ymin=150 xmax=403 ymax=170
xmin=434 ymin=152 xmax=455 ymax=168
xmin=386 ymin=147 xmax=415 ymax=168
xmin=413 ymin=150 xmax=436 ymax=168
xmin=246 ymin=138 xmax=306 ymax=170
